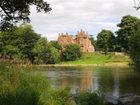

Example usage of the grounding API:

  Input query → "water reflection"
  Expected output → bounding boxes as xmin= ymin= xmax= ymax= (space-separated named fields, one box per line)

xmin=34 ymin=66 xmax=140 ymax=95
xmin=112 ymin=69 xmax=120 ymax=97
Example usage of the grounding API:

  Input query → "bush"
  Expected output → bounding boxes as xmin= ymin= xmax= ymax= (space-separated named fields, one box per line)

xmin=75 ymin=91 xmax=106 ymax=105
xmin=61 ymin=44 xmax=82 ymax=61
xmin=0 ymin=67 xmax=50 ymax=105
xmin=44 ymin=88 xmax=74 ymax=105
xmin=0 ymin=64 xmax=74 ymax=105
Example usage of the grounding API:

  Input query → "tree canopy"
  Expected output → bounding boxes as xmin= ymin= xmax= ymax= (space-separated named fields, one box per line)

xmin=0 ymin=0 xmax=51 ymax=30
xmin=61 ymin=44 xmax=82 ymax=61
xmin=0 ymin=25 xmax=40 ymax=63
xmin=33 ymin=37 xmax=60 ymax=64
xmin=97 ymin=29 xmax=115 ymax=54
xmin=129 ymin=22 xmax=140 ymax=71
xmin=116 ymin=15 xmax=140 ymax=52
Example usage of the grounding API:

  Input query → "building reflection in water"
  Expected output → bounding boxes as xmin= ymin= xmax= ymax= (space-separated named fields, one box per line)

xmin=80 ymin=70 xmax=93 ymax=91
xmin=53 ymin=67 xmax=120 ymax=96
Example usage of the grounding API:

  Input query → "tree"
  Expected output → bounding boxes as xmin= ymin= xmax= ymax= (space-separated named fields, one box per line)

xmin=18 ymin=25 xmax=40 ymax=62
xmin=0 ymin=0 xmax=51 ymax=30
xmin=48 ymin=41 xmax=62 ymax=50
xmin=61 ymin=44 xmax=82 ymax=61
xmin=33 ymin=37 xmax=60 ymax=64
xmin=116 ymin=15 xmax=140 ymax=52
xmin=97 ymin=30 xmax=115 ymax=54
xmin=129 ymin=23 xmax=140 ymax=71
xmin=0 ymin=25 xmax=40 ymax=62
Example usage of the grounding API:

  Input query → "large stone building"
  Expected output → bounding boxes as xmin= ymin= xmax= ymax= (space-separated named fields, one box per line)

xmin=58 ymin=29 xmax=95 ymax=53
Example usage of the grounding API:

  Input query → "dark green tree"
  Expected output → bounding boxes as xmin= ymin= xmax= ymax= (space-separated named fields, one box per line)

xmin=0 ymin=0 xmax=51 ymax=30
xmin=18 ymin=25 xmax=40 ymax=62
xmin=61 ymin=44 xmax=82 ymax=61
xmin=129 ymin=23 xmax=140 ymax=71
xmin=33 ymin=37 xmax=60 ymax=64
xmin=116 ymin=15 xmax=140 ymax=52
xmin=97 ymin=29 xmax=115 ymax=54
xmin=48 ymin=41 xmax=62 ymax=50
xmin=1 ymin=25 xmax=40 ymax=62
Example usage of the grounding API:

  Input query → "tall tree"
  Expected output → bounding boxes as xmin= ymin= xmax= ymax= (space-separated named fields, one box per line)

xmin=0 ymin=0 xmax=51 ymax=30
xmin=1 ymin=25 xmax=40 ymax=62
xmin=97 ymin=29 xmax=115 ymax=54
xmin=116 ymin=15 xmax=140 ymax=52
xmin=129 ymin=23 xmax=140 ymax=71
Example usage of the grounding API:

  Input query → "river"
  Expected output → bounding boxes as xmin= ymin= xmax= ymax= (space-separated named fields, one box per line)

xmin=33 ymin=66 xmax=140 ymax=97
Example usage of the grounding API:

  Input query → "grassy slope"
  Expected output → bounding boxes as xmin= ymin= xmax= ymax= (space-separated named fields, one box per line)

xmin=59 ymin=52 xmax=130 ymax=65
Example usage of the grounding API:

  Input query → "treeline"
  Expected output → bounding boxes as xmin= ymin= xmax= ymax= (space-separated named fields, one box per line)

xmin=94 ymin=15 xmax=139 ymax=53
xmin=93 ymin=15 xmax=140 ymax=70
xmin=0 ymin=15 xmax=140 ymax=70
xmin=0 ymin=25 xmax=82 ymax=64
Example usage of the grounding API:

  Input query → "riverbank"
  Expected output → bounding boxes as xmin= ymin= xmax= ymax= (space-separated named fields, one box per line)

xmin=59 ymin=52 xmax=130 ymax=65
xmin=33 ymin=52 xmax=130 ymax=67
xmin=0 ymin=52 xmax=131 ymax=68
xmin=32 ymin=62 xmax=129 ymax=68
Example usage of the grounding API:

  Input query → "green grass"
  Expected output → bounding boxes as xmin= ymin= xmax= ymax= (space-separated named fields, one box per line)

xmin=0 ymin=61 xmax=107 ymax=105
xmin=60 ymin=52 xmax=130 ymax=65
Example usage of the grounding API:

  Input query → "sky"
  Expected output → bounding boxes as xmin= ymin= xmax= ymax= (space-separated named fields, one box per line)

xmin=29 ymin=0 xmax=140 ymax=41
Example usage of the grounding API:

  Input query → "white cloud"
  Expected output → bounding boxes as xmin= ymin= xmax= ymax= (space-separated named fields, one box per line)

xmin=30 ymin=0 xmax=140 ymax=41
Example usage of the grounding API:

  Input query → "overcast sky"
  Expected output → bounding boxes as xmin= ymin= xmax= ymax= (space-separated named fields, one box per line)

xmin=29 ymin=0 xmax=140 ymax=41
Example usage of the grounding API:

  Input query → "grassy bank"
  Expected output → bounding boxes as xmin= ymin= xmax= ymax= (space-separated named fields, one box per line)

xmin=59 ymin=52 xmax=130 ymax=65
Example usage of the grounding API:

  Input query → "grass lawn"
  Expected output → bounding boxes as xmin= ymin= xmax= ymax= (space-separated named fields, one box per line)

xmin=59 ymin=52 xmax=130 ymax=65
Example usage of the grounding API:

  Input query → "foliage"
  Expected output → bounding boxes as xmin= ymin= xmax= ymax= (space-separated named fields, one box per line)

xmin=48 ymin=41 xmax=62 ymax=50
xmin=129 ymin=23 xmax=140 ymax=71
xmin=0 ymin=62 xmax=76 ymax=105
xmin=75 ymin=91 xmax=106 ymax=105
xmin=116 ymin=15 xmax=140 ymax=52
xmin=45 ymin=88 xmax=74 ymax=105
xmin=3 ymin=45 xmax=19 ymax=59
xmin=0 ymin=0 xmax=51 ymax=30
xmin=97 ymin=30 xmax=115 ymax=54
xmin=0 ymin=25 xmax=40 ymax=63
xmin=33 ymin=37 xmax=60 ymax=64
xmin=61 ymin=44 xmax=82 ymax=61
xmin=0 ymin=64 xmax=50 ymax=105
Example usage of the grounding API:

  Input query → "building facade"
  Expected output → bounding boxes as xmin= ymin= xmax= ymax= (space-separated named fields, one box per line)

xmin=58 ymin=29 xmax=95 ymax=53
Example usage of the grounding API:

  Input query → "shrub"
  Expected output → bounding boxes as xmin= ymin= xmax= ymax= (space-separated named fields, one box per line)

xmin=0 ymin=66 xmax=50 ymax=105
xmin=75 ymin=91 xmax=106 ymax=105
xmin=0 ymin=64 xmax=74 ymax=105
xmin=61 ymin=44 xmax=82 ymax=61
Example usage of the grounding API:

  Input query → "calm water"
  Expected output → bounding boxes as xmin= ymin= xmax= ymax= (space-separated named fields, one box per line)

xmin=34 ymin=66 xmax=140 ymax=97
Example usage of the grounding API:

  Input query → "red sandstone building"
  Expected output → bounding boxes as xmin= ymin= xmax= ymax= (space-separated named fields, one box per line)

xmin=58 ymin=29 xmax=95 ymax=53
